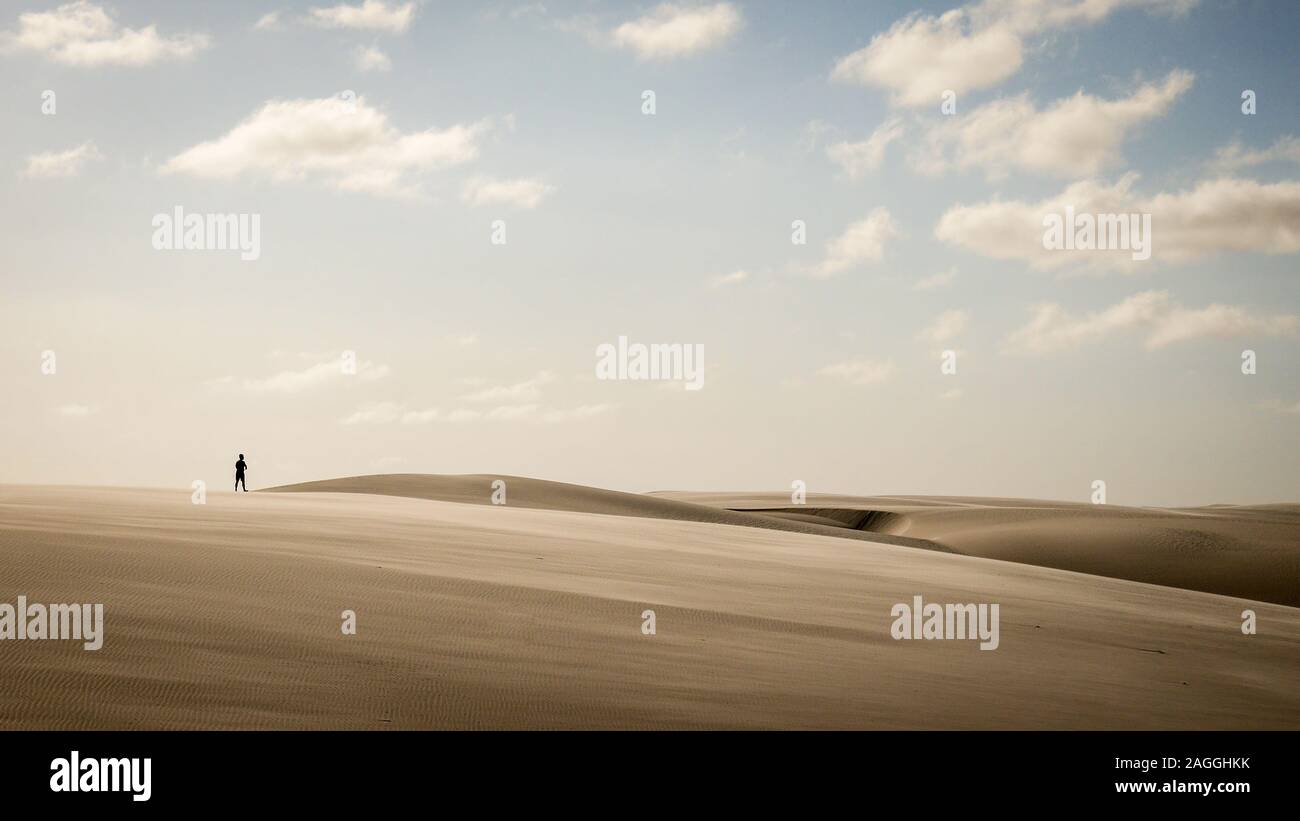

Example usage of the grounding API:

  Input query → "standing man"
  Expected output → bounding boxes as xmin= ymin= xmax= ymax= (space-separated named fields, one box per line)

xmin=235 ymin=454 xmax=249 ymax=492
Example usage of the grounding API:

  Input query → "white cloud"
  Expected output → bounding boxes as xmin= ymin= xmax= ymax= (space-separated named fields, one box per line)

xmin=461 ymin=177 xmax=555 ymax=209
xmin=825 ymin=117 xmax=904 ymax=179
xmin=919 ymin=309 xmax=969 ymax=344
xmin=831 ymin=8 xmax=1023 ymax=108
xmin=709 ymin=270 xmax=749 ymax=287
xmin=460 ymin=371 xmax=555 ymax=403
xmin=342 ymin=398 xmax=613 ymax=425
xmin=541 ymin=403 xmax=615 ymax=423
xmin=511 ymin=4 xmax=549 ymax=22
xmin=400 ymin=408 xmax=441 ymax=423
xmin=830 ymin=0 xmax=1195 ymax=107
xmin=1210 ymin=136 xmax=1300 ymax=174
xmin=936 ymin=173 xmax=1300 ymax=272
xmin=799 ymin=119 xmax=837 ymax=153
xmin=2 ymin=1 xmax=210 ymax=67
xmin=253 ymin=11 xmax=282 ymax=31
xmin=22 ymin=142 xmax=102 ymax=179
xmin=818 ymin=359 xmax=896 ymax=385
xmin=611 ymin=2 xmax=741 ymax=60
xmin=811 ymin=209 xmax=896 ymax=278
xmin=354 ymin=45 xmax=392 ymax=72
xmin=443 ymin=409 xmax=481 ymax=423
xmin=1003 ymin=291 xmax=1297 ymax=355
xmin=341 ymin=403 xmax=452 ymax=425
xmin=307 ymin=1 xmax=415 ymax=33
xmin=231 ymin=358 xmax=390 ymax=394
xmin=162 ymin=96 xmax=491 ymax=197
xmin=911 ymin=70 xmax=1192 ymax=179
xmin=485 ymin=404 xmax=538 ymax=421
xmin=342 ymin=401 xmax=405 ymax=424
xmin=914 ymin=268 xmax=956 ymax=291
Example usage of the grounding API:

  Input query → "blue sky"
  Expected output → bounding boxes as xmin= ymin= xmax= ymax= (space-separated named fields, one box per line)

xmin=1 ymin=0 xmax=1297 ymax=505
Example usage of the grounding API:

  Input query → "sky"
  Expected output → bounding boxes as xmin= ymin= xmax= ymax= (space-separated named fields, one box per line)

xmin=1 ymin=0 xmax=1297 ymax=506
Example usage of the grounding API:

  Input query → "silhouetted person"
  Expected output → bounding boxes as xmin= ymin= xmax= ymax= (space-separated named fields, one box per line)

xmin=235 ymin=454 xmax=248 ymax=492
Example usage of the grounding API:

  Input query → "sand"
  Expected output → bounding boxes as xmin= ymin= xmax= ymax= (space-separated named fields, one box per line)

xmin=1 ymin=477 xmax=1296 ymax=729
xmin=654 ymin=491 xmax=1300 ymax=607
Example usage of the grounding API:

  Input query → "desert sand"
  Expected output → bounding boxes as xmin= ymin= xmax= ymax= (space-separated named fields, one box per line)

xmin=654 ymin=491 xmax=1300 ymax=608
xmin=1 ymin=476 xmax=1296 ymax=729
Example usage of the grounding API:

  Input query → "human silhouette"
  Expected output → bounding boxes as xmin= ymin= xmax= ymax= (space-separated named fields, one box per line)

xmin=235 ymin=454 xmax=248 ymax=492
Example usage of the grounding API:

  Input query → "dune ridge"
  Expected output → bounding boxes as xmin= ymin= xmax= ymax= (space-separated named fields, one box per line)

xmin=263 ymin=474 xmax=946 ymax=552
xmin=269 ymin=475 xmax=1300 ymax=606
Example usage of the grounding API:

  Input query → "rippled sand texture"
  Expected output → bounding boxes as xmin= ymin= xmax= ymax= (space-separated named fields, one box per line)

xmin=1 ymin=480 xmax=1296 ymax=729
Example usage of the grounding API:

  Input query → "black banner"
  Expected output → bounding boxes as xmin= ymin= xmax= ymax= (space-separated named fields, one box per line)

xmin=4 ymin=730 xmax=1290 ymax=809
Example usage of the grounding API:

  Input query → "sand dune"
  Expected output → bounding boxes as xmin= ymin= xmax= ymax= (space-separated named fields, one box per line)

xmin=1 ymin=482 xmax=1296 ymax=729
xmin=265 ymin=474 xmax=942 ymax=551
xmin=656 ymin=492 xmax=1300 ymax=607
xmin=271 ymin=476 xmax=1300 ymax=606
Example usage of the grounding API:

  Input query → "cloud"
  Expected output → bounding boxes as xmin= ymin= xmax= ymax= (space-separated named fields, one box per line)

xmin=459 ymin=371 xmax=555 ymax=403
xmin=818 ymin=359 xmax=896 ymax=385
xmin=341 ymin=401 xmax=406 ymax=424
xmin=1209 ymin=136 xmax=1300 ymax=174
xmin=810 ymin=209 xmax=896 ymax=278
xmin=540 ymin=403 xmax=615 ymax=422
xmin=485 ymin=404 xmax=537 ymax=421
xmin=831 ymin=9 xmax=1023 ymax=108
xmin=1003 ymin=290 xmax=1297 ymax=355
xmin=253 ymin=11 xmax=282 ymax=31
xmin=22 ymin=142 xmax=102 ymax=178
xmin=611 ymin=2 xmax=741 ymax=59
xmin=709 ymin=270 xmax=749 ymax=287
xmin=911 ymin=70 xmax=1192 ymax=179
xmin=798 ymin=119 xmax=837 ymax=154
xmin=510 ymin=4 xmax=549 ymax=22
xmin=307 ymin=1 xmax=415 ymax=33
xmin=461 ymin=176 xmax=555 ymax=209
xmin=162 ymin=95 xmax=491 ymax=197
xmin=2 ymin=1 xmax=209 ymax=67
xmin=227 ymin=358 xmax=390 ymax=394
xmin=914 ymin=268 xmax=956 ymax=291
xmin=442 ymin=409 xmax=481 ymax=422
xmin=354 ymin=45 xmax=391 ymax=72
xmin=935 ymin=173 xmax=1300 ymax=272
xmin=830 ymin=0 xmax=1195 ymax=107
xmin=825 ymin=117 xmax=905 ymax=179
xmin=919 ymin=309 xmax=969 ymax=344
xmin=342 ymin=399 xmax=613 ymax=425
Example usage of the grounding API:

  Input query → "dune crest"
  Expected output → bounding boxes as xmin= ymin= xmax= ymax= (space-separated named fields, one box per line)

xmin=263 ymin=473 xmax=946 ymax=552
xmin=268 ymin=475 xmax=1300 ymax=606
